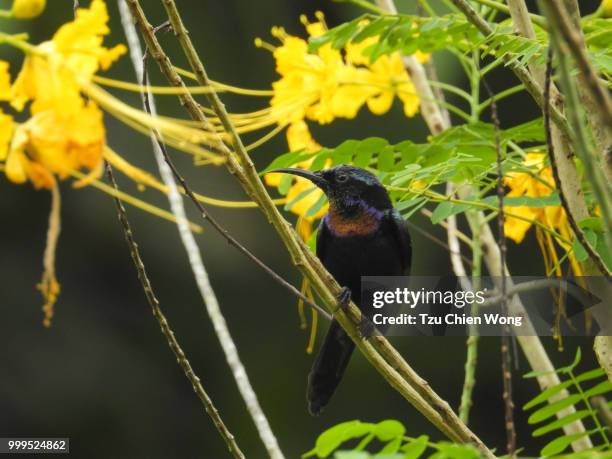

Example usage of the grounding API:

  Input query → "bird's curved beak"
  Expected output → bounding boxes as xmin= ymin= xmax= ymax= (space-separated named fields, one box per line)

xmin=268 ymin=168 xmax=329 ymax=192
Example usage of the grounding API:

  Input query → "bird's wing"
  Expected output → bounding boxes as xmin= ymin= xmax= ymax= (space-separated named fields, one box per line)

xmin=386 ymin=209 xmax=412 ymax=274
xmin=316 ymin=218 xmax=330 ymax=261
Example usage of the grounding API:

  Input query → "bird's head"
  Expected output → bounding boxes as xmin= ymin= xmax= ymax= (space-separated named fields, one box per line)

xmin=269 ymin=165 xmax=392 ymax=217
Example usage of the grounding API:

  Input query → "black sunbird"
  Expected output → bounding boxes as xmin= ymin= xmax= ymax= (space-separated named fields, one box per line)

xmin=271 ymin=165 xmax=412 ymax=415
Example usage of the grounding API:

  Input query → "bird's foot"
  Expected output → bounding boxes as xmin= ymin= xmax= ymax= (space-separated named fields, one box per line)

xmin=357 ymin=318 xmax=377 ymax=339
xmin=333 ymin=287 xmax=352 ymax=314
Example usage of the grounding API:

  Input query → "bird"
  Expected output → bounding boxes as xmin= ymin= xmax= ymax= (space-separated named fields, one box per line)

xmin=270 ymin=165 xmax=412 ymax=415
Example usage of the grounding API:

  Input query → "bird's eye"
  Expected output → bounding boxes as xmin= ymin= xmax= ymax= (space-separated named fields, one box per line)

xmin=336 ymin=174 xmax=348 ymax=183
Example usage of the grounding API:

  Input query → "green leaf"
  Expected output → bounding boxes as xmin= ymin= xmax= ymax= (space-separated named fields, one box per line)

xmin=555 ymin=347 xmax=582 ymax=374
xmin=540 ymin=430 xmax=595 ymax=457
xmin=428 ymin=443 xmax=480 ymax=459
xmin=528 ymin=394 xmax=583 ymax=424
xmin=524 ymin=368 xmax=606 ymax=410
xmin=278 ymin=174 xmax=294 ymax=195
xmin=401 ymin=435 xmax=428 ymax=459
xmin=311 ymin=421 xmax=374 ymax=458
xmin=378 ymin=437 xmax=402 ymax=455
xmin=261 ymin=150 xmax=316 ymax=174
xmin=333 ymin=452 xmax=371 ymax=459
xmin=524 ymin=379 xmax=575 ymax=410
xmin=572 ymin=229 xmax=598 ymax=263
xmin=373 ymin=420 xmax=405 ymax=442
xmin=532 ymin=410 xmax=594 ymax=437
xmin=430 ymin=201 xmax=453 ymax=224
xmin=305 ymin=193 xmax=328 ymax=218
xmin=578 ymin=217 xmax=604 ymax=232
xmin=285 ymin=186 xmax=316 ymax=212
xmin=378 ymin=146 xmax=395 ymax=172
xmin=430 ymin=201 xmax=471 ymax=224
xmin=333 ymin=140 xmax=361 ymax=165
xmin=501 ymin=195 xmax=560 ymax=207
xmin=307 ymin=227 xmax=318 ymax=254
xmin=584 ymin=380 xmax=612 ymax=398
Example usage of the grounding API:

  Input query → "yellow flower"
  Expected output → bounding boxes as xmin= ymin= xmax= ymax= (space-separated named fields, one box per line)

xmin=504 ymin=153 xmax=557 ymax=243
xmin=4 ymin=0 xmax=125 ymax=188
xmin=269 ymin=27 xmax=346 ymax=125
xmin=504 ymin=152 xmax=585 ymax=278
xmin=0 ymin=61 xmax=10 ymax=100
xmin=11 ymin=0 xmax=45 ymax=19
xmin=602 ymin=0 xmax=612 ymax=17
xmin=6 ymin=101 xmax=105 ymax=189
xmin=11 ymin=0 xmax=126 ymax=113
xmin=264 ymin=14 xmax=428 ymax=127
xmin=346 ymin=37 xmax=421 ymax=117
xmin=0 ymin=110 xmax=13 ymax=161
xmin=366 ymin=53 xmax=420 ymax=117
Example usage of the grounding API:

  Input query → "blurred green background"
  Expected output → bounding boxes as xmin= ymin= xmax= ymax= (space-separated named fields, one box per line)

xmin=0 ymin=1 xmax=603 ymax=458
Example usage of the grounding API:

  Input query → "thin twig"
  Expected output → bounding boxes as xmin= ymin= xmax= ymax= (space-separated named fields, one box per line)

xmin=484 ymin=79 xmax=516 ymax=456
xmin=116 ymin=3 xmax=286 ymax=457
xmin=543 ymin=48 xmax=611 ymax=277
xmin=405 ymin=219 xmax=473 ymax=268
xmin=105 ymin=163 xmax=245 ymax=459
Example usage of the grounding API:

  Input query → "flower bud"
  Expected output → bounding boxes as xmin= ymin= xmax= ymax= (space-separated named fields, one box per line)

xmin=11 ymin=0 xmax=46 ymax=19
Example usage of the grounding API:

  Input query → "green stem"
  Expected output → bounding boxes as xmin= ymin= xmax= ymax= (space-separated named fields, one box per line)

xmin=478 ymin=83 xmax=525 ymax=111
xmin=469 ymin=50 xmax=480 ymax=122
xmin=459 ymin=213 xmax=481 ymax=424
xmin=428 ymin=79 xmax=473 ymax=103
xmin=470 ymin=0 xmax=546 ymax=28
xmin=569 ymin=370 xmax=611 ymax=447
xmin=331 ymin=0 xmax=385 ymax=14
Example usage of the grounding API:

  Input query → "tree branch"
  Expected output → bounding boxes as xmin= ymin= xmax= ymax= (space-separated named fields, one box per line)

xmin=105 ymin=163 xmax=245 ymax=459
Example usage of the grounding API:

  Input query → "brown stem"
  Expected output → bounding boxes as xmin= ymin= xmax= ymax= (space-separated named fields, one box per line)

xmin=105 ymin=163 xmax=246 ymax=459
xmin=484 ymin=79 xmax=517 ymax=456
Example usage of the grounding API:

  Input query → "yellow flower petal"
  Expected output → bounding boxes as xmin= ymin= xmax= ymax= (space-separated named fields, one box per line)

xmin=286 ymin=120 xmax=320 ymax=152
xmin=0 ymin=61 xmax=11 ymax=101
xmin=0 ymin=111 xmax=13 ymax=161
xmin=367 ymin=90 xmax=394 ymax=115
xmin=5 ymin=148 xmax=28 ymax=184
xmin=504 ymin=206 xmax=537 ymax=243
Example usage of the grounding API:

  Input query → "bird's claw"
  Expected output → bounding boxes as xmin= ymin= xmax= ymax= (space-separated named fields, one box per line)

xmin=357 ymin=318 xmax=376 ymax=339
xmin=333 ymin=287 xmax=352 ymax=314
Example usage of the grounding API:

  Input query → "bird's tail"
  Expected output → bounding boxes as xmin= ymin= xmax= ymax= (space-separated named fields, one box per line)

xmin=307 ymin=320 xmax=355 ymax=415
